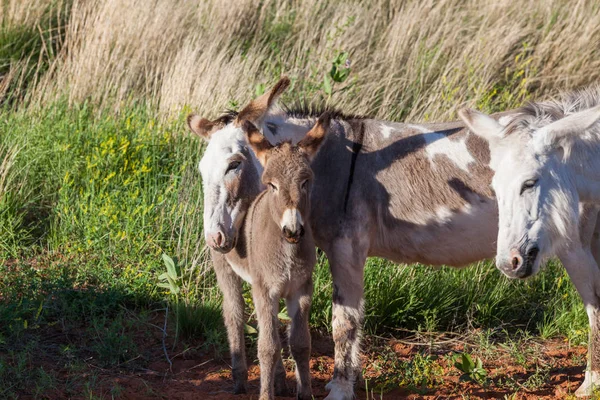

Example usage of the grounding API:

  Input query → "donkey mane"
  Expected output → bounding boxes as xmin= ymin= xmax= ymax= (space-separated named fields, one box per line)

xmin=215 ymin=103 xmax=369 ymax=124
xmin=281 ymin=102 xmax=369 ymax=121
xmin=505 ymin=85 xmax=600 ymax=135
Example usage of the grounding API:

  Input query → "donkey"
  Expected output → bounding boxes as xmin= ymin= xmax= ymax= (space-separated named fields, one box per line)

xmin=459 ymin=86 xmax=600 ymax=396
xmin=192 ymin=102 xmax=330 ymax=399
xmin=189 ymin=78 xmax=600 ymax=399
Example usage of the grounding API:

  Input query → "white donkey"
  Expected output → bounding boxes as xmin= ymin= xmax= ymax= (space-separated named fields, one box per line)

xmin=460 ymin=86 xmax=600 ymax=397
xmin=190 ymin=78 xmax=600 ymax=398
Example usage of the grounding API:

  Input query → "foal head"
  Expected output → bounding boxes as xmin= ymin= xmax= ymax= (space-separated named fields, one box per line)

xmin=242 ymin=113 xmax=330 ymax=243
xmin=460 ymin=105 xmax=600 ymax=279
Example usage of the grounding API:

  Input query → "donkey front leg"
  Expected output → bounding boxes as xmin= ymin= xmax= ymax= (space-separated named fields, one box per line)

xmin=212 ymin=251 xmax=248 ymax=394
xmin=559 ymin=247 xmax=600 ymax=397
xmin=253 ymin=285 xmax=283 ymax=400
xmin=286 ymin=280 xmax=314 ymax=400
xmin=324 ymin=237 xmax=368 ymax=400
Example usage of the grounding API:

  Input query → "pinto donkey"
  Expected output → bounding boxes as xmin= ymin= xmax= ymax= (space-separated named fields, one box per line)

xmin=460 ymin=86 xmax=600 ymax=397
xmin=189 ymin=78 xmax=600 ymax=398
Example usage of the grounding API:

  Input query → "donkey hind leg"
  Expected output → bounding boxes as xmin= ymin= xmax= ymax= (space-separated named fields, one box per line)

xmin=212 ymin=252 xmax=248 ymax=394
xmin=286 ymin=279 xmax=314 ymax=400
xmin=559 ymin=246 xmax=600 ymax=397
xmin=324 ymin=237 xmax=368 ymax=400
xmin=253 ymin=285 xmax=282 ymax=400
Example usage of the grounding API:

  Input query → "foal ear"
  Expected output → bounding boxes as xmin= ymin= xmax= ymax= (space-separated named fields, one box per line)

xmin=242 ymin=120 xmax=274 ymax=166
xmin=535 ymin=105 xmax=600 ymax=152
xmin=236 ymin=76 xmax=291 ymax=126
xmin=187 ymin=114 xmax=224 ymax=141
xmin=298 ymin=112 xmax=331 ymax=161
xmin=459 ymin=108 xmax=505 ymax=142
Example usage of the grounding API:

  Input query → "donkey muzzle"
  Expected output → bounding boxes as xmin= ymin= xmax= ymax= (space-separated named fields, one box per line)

xmin=507 ymin=246 xmax=539 ymax=279
xmin=283 ymin=225 xmax=304 ymax=243
xmin=280 ymin=208 xmax=305 ymax=243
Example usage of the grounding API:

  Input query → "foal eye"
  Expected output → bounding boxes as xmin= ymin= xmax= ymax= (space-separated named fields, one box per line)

xmin=301 ymin=180 xmax=309 ymax=190
xmin=226 ymin=160 xmax=241 ymax=174
xmin=520 ymin=179 xmax=538 ymax=195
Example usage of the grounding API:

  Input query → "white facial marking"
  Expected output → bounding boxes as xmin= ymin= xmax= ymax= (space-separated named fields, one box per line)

xmin=199 ymin=125 xmax=262 ymax=243
xmin=280 ymin=208 xmax=303 ymax=231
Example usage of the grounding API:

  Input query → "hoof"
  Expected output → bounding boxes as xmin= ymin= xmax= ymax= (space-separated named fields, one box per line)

xmin=575 ymin=370 xmax=600 ymax=398
xmin=296 ymin=388 xmax=313 ymax=400
xmin=325 ymin=379 xmax=355 ymax=400
xmin=275 ymin=378 xmax=291 ymax=397
xmin=233 ymin=382 xmax=248 ymax=395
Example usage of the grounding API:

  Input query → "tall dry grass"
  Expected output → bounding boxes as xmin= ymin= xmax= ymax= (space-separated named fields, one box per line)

xmin=21 ymin=0 xmax=600 ymax=120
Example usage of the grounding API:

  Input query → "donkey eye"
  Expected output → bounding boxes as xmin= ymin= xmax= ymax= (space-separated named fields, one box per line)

xmin=520 ymin=179 xmax=538 ymax=195
xmin=268 ymin=182 xmax=278 ymax=191
xmin=226 ymin=160 xmax=241 ymax=174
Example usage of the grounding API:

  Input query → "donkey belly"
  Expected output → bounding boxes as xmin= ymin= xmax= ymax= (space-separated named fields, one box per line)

xmin=370 ymin=200 xmax=498 ymax=267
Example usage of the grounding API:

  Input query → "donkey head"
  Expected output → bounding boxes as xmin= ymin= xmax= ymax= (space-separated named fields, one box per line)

xmin=460 ymin=106 xmax=600 ymax=279
xmin=242 ymin=113 xmax=330 ymax=243
xmin=188 ymin=77 xmax=291 ymax=253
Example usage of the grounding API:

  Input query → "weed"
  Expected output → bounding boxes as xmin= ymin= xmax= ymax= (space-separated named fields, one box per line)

xmin=454 ymin=353 xmax=488 ymax=384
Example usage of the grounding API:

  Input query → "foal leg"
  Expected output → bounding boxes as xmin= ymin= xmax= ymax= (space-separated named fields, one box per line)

xmin=286 ymin=279 xmax=313 ymax=400
xmin=274 ymin=352 xmax=290 ymax=397
xmin=559 ymin=245 xmax=600 ymax=397
xmin=212 ymin=251 xmax=247 ymax=393
xmin=324 ymin=237 xmax=368 ymax=400
xmin=253 ymin=285 xmax=281 ymax=400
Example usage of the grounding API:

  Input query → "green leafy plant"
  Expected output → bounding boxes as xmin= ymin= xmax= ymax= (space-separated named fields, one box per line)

xmin=454 ymin=353 xmax=488 ymax=384
xmin=158 ymin=253 xmax=180 ymax=296
xmin=323 ymin=51 xmax=352 ymax=100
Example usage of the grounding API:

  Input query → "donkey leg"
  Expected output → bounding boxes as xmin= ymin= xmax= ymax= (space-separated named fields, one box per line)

xmin=274 ymin=352 xmax=290 ymax=397
xmin=559 ymin=246 xmax=600 ymax=397
xmin=212 ymin=251 xmax=248 ymax=394
xmin=286 ymin=279 xmax=313 ymax=400
xmin=324 ymin=237 xmax=368 ymax=400
xmin=253 ymin=285 xmax=281 ymax=400
xmin=577 ymin=206 xmax=600 ymax=397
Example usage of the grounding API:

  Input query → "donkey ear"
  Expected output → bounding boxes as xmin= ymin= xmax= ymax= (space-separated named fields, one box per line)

xmin=298 ymin=112 xmax=331 ymax=161
xmin=459 ymin=108 xmax=505 ymax=142
xmin=236 ymin=76 xmax=291 ymax=126
xmin=535 ymin=105 xmax=600 ymax=152
xmin=187 ymin=114 xmax=224 ymax=141
xmin=242 ymin=120 xmax=274 ymax=166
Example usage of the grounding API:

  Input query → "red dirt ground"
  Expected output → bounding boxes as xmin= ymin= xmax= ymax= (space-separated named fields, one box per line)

xmin=33 ymin=330 xmax=587 ymax=400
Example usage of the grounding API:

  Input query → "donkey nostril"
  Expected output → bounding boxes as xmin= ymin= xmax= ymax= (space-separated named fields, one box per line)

xmin=511 ymin=257 xmax=520 ymax=270
xmin=215 ymin=231 xmax=224 ymax=247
